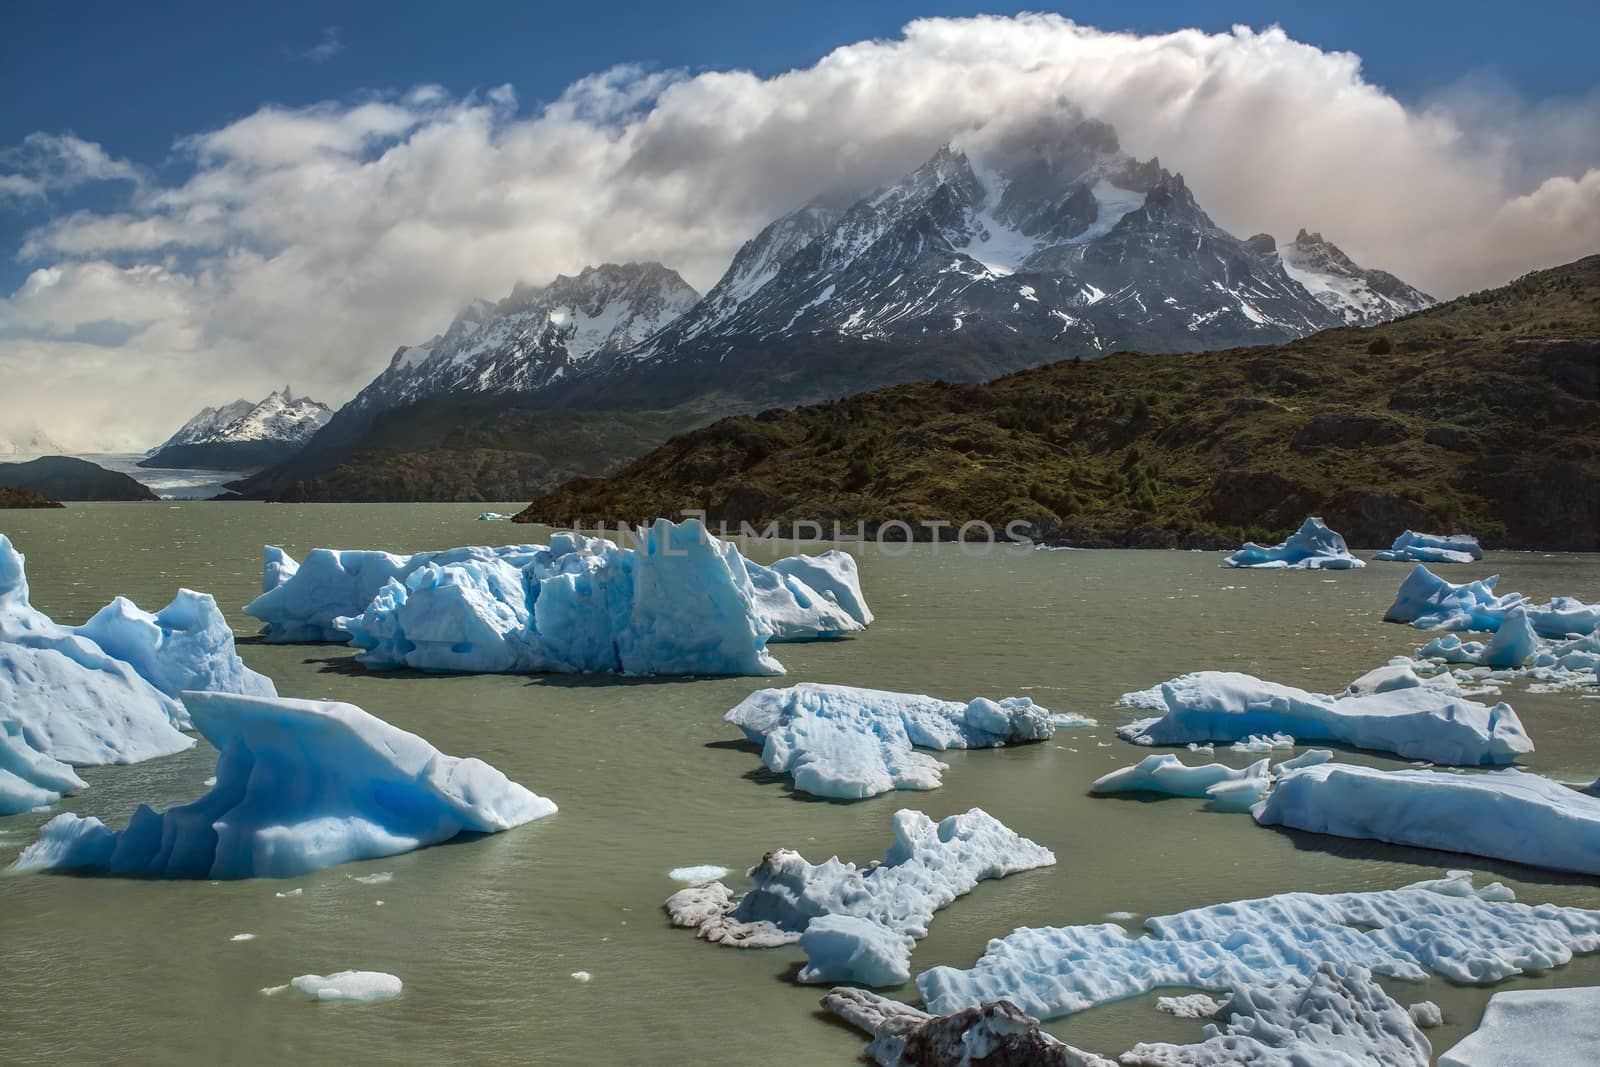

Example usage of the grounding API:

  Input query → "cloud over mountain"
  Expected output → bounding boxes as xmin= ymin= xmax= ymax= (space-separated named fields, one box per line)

xmin=2 ymin=15 xmax=1597 ymax=448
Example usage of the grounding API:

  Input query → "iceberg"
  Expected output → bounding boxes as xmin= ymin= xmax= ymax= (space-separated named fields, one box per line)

xmin=1222 ymin=517 xmax=1365 ymax=570
xmin=268 ymin=971 xmax=403 ymax=1003
xmin=1091 ymin=754 xmax=1269 ymax=799
xmin=1117 ymin=670 xmax=1532 ymax=766
xmin=75 ymin=588 xmax=276 ymax=704
xmin=1384 ymin=564 xmax=1600 ymax=637
xmin=725 ymin=683 xmax=1063 ymax=799
xmin=1374 ymin=530 xmax=1484 ymax=564
xmin=1254 ymin=763 xmax=1600 ymax=876
xmin=1418 ymin=607 xmax=1542 ymax=669
xmin=10 ymin=692 xmax=555 ymax=879
xmin=664 ymin=808 xmax=1053 ymax=986
xmin=1438 ymin=988 xmax=1600 ymax=1067
xmin=0 ymin=718 xmax=85 ymax=814
xmin=477 ymin=512 xmax=511 ymax=521
xmin=247 ymin=522 xmax=873 ymax=676
xmin=1 ymin=535 xmax=192 ymax=765
xmin=820 ymin=986 xmax=1116 ymax=1067
xmin=916 ymin=872 xmax=1600 ymax=1023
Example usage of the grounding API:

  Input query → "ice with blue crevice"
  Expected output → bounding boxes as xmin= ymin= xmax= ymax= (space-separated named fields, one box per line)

xmin=1373 ymin=530 xmax=1484 ymax=564
xmin=9 ymin=692 xmax=555 ymax=879
xmin=1222 ymin=517 xmax=1365 ymax=570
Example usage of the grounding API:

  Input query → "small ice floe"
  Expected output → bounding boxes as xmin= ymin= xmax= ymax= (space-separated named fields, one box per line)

xmin=230 ymin=933 xmax=257 ymax=942
xmin=821 ymin=987 xmax=1113 ymax=1067
xmin=1091 ymin=754 xmax=1268 ymax=801
xmin=1256 ymin=764 xmax=1600 ymax=876
xmin=477 ymin=512 xmax=511 ymax=521
xmin=1117 ymin=669 xmax=1531 ymax=767
xmin=1104 ymin=911 xmax=1138 ymax=921
xmin=1409 ymin=1001 xmax=1443 ymax=1028
xmin=1374 ymin=531 xmax=1484 ymax=565
xmin=665 ymin=808 xmax=1053 ymax=986
xmin=350 ymin=871 xmax=393 ymax=885
xmin=1222 ymin=517 xmax=1365 ymax=570
xmin=570 ymin=971 xmax=592 ymax=983
xmin=1156 ymin=993 xmax=1225 ymax=1018
xmin=275 ymin=888 xmax=303 ymax=898
xmin=668 ymin=865 xmax=729 ymax=884
xmin=724 ymin=683 xmax=1065 ymax=800
xmin=1438 ymin=988 xmax=1600 ymax=1066
xmin=1230 ymin=733 xmax=1295 ymax=753
xmin=265 ymin=971 xmax=402 ymax=1003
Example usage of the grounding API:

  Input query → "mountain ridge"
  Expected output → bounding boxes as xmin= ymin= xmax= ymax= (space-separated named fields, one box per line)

xmin=142 ymin=387 xmax=333 ymax=470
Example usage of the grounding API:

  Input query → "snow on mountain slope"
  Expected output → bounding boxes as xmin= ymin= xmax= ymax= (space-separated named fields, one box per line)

xmin=141 ymin=388 xmax=333 ymax=469
xmin=1277 ymin=229 xmax=1435 ymax=325
xmin=347 ymin=262 xmax=699 ymax=415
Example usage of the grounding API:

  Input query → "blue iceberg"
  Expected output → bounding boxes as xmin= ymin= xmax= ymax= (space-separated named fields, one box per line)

xmin=0 ymin=718 xmax=85 ymax=815
xmin=1374 ymin=530 xmax=1484 ymax=564
xmin=1385 ymin=564 xmax=1600 ymax=638
xmin=10 ymin=691 xmax=556 ymax=879
xmin=1117 ymin=670 xmax=1532 ymax=766
xmin=664 ymin=807 xmax=1054 ymax=986
xmin=1418 ymin=606 xmax=1542 ymax=669
xmin=1091 ymin=754 xmax=1270 ymax=799
xmin=1255 ymin=763 xmax=1600 ymax=876
xmin=1 ymin=533 xmax=267 ymax=766
xmin=245 ymin=521 xmax=872 ymax=677
xmin=725 ymin=683 xmax=1075 ymax=799
xmin=916 ymin=872 xmax=1600 ymax=1022
xmin=1439 ymin=987 xmax=1600 ymax=1067
xmin=1223 ymin=517 xmax=1365 ymax=570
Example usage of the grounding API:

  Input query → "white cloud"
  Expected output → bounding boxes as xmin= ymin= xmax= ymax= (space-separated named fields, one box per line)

xmin=0 ymin=132 xmax=142 ymax=202
xmin=291 ymin=26 xmax=343 ymax=65
xmin=2 ymin=14 xmax=1598 ymax=449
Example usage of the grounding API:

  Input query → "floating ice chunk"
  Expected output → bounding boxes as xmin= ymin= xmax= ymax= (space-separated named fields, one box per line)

xmin=1205 ymin=776 xmax=1272 ymax=813
xmin=281 ymin=971 xmax=402 ymax=1003
xmin=1437 ymin=987 xmax=1600 ymax=1066
xmin=820 ymin=986 xmax=1115 ymax=1067
xmin=1118 ymin=671 xmax=1532 ymax=767
xmin=668 ymin=865 xmax=729 ymax=884
xmin=350 ymin=871 xmax=393 ymax=885
xmin=248 ymin=546 xmax=432 ymax=642
xmin=1374 ymin=531 xmax=1484 ymax=564
xmin=1409 ymin=1000 xmax=1443 ymax=1028
xmin=10 ymin=692 xmax=555 ymax=879
xmin=1273 ymin=749 xmax=1333 ymax=773
xmin=570 ymin=971 xmax=592 ymax=982
xmin=0 ymin=535 xmax=192 ymax=765
xmin=1419 ymin=607 xmax=1541 ymax=669
xmin=916 ymin=872 xmax=1600 ymax=1023
xmin=664 ymin=808 xmax=1053 ymax=986
xmin=1344 ymin=662 xmax=1461 ymax=697
xmin=477 ymin=512 xmax=511 ymax=521
xmin=1121 ymin=965 xmax=1430 ymax=1066
xmin=1385 ymin=565 xmax=1600 ymax=637
xmin=768 ymin=551 xmax=873 ymax=627
xmin=1222 ymin=517 xmax=1365 ymax=570
xmin=230 ymin=933 xmax=256 ymax=942
xmin=0 ymin=718 xmax=86 ymax=814
xmin=1230 ymin=733 xmax=1295 ymax=752
xmin=75 ymin=588 xmax=276 ymax=705
xmin=746 ymin=559 xmax=864 ymax=641
xmin=1254 ymin=764 xmax=1600 ymax=876
xmin=725 ymin=683 xmax=1059 ymax=800
xmin=1156 ymin=993 xmax=1225 ymax=1018
xmin=1091 ymin=754 xmax=1269 ymax=799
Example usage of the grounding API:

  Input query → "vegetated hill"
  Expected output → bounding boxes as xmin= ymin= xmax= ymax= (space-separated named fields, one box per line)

xmin=251 ymin=397 xmax=705 ymax=502
xmin=516 ymin=254 xmax=1600 ymax=550
xmin=0 ymin=456 xmax=158 ymax=502
xmin=0 ymin=487 xmax=64 ymax=509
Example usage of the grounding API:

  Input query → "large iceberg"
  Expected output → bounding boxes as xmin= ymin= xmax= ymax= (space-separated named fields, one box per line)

xmin=1117 ymin=670 xmax=1532 ymax=766
xmin=245 ymin=522 xmax=872 ymax=677
xmin=724 ymin=683 xmax=1068 ymax=799
xmin=75 ymin=589 xmax=276 ymax=704
xmin=1 ymin=718 xmax=85 ymax=815
xmin=1385 ymin=564 xmax=1600 ymax=637
xmin=10 ymin=692 xmax=555 ymax=879
xmin=916 ymin=872 xmax=1600 ymax=1022
xmin=1222 ymin=517 xmax=1365 ymax=570
xmin=1 ymin=535 xmax=191 ymax=764
xmin=664 ymin=808 xmax=1053 ymax=986
xmin=1438 ymin=988 xmax=1600 ymax=1067
xmin=1374 ymin=530 xmax=1484 ymax=564
xmin=1254 ymin=763 xmax=1600 ymax=876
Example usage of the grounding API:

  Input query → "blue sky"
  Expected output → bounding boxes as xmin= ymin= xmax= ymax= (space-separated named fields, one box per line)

xmin=3 ymin=4 xmax=1597 ymax=448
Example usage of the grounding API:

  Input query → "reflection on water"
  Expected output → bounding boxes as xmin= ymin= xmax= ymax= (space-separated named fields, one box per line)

xmin=0 ymin=502 xmax=1596 ymax=1064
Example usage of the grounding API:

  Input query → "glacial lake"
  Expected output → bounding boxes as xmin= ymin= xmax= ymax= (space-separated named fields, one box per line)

xmin=2 ymin=502 xmax=1598 ymax=1065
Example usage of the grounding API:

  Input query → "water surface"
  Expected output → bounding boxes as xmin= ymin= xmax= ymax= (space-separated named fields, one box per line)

xmin=1 ymin=503 xmax=1597 ymax=1064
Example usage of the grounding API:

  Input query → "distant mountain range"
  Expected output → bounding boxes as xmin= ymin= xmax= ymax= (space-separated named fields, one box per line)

xmin=142 ymin=387 xmax=332 ymax=469
xmin=221 ymin=114 xmax=1432 ymax=500
xmin=0 ymin=456 xmax=158 ymax=502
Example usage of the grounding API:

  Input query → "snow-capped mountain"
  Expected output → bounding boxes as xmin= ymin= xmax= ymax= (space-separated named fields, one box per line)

xmin=346 ymin=262 xmax=700 ymax=419
xmin=1274 ymin=229 xmax=1434 ymax=325
xmin=141 ymin=387 xmax=333 ymax=469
